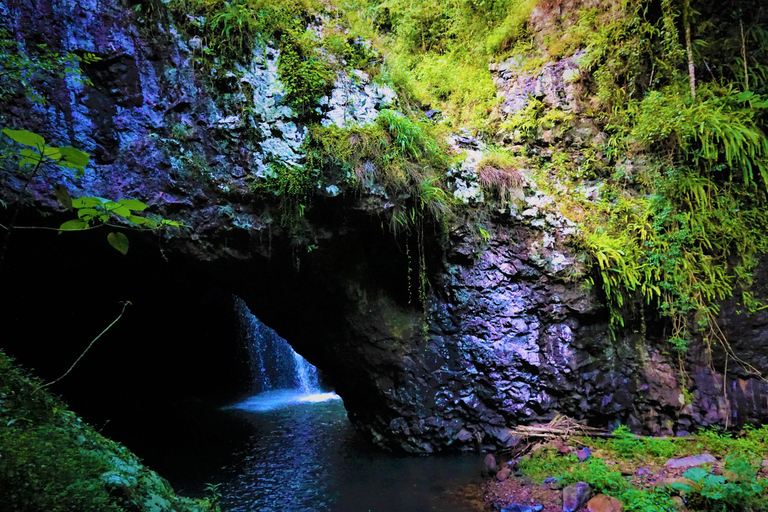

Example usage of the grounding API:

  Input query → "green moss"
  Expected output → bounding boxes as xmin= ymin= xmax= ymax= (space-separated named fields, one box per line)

xmin=0 ymin=351 xmax=219 ymax=512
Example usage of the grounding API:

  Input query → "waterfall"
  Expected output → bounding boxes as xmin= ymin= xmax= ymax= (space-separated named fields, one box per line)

xmin=234 ymin=296 xmax=322 ymax=395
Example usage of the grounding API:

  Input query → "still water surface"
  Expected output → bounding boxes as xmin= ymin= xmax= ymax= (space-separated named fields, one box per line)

xmin=211 ymin=390 xmax=484 ymax=512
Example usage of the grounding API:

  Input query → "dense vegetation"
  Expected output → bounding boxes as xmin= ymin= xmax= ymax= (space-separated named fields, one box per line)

xmin=0 ymin=351 xmax=221 ymax=512
xmin=516 ymin=425 xmax=768 ymax=512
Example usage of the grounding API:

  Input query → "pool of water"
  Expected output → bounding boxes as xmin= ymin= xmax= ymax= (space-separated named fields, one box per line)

xmin=101 ymin=391 xmax=485 ymax=511
xmin=216 ymin=392 xmax=485 ymax=512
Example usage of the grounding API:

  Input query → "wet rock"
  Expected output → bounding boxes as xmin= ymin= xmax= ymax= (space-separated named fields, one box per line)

xmin=664 ymin=454 xmax=717 ymax=468
xmin=485 ymin=454 xmax=499 ymax=475
xmin=586 ymin=494 xmax=623 ymax=512
xmin=577 ymin=447 xmax=591 ymax=462
xmin=562 ymin=482 xmax=591 ymax=512
xmin=497 ymin=467 xmax=512 ymax=482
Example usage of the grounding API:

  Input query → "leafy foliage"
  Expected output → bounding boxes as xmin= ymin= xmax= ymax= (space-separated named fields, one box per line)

xmin=2 ymin=129 xmax=181 ymax=255
xmin=0 ymin=29 xmax=100 ymax=105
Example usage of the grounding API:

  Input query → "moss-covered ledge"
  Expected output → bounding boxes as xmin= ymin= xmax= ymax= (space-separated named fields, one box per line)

xmin=0 ymin=351 xmax=221 ymax=512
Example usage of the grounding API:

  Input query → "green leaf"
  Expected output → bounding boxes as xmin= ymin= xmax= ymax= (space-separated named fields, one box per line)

xmin=736 ymin=91 xmax=754 ymax=103
xmin=72 ymin=196 xmax=107 ymax=208
xmin=161 ymin=219 xmax=183 ymax=227
xmin=57 ymin=147 xmax=90 ymax=170
xmin=118 ymin=199 xmax=149 ymax=211
xmin=126 ymin=215 xmax=157 ymax=227
xmin=107 ymin=232 xmax=129 ymax=255
xmin=43 ymin=146 xmax=62 ymax=161
xmin=703 ymin=474 xmax=727 ymax=486
xmin=2 ymin=128 xmax=45 ymax=148
xmin=20 ymin=148 xmax=43 ymax=166
xmin=670 ymin=483 xmax=694 ymax=493
xmin=77 ymin=208 xmax=100 ymax=221
xmin=682 ymin=467 xmax=709 ymax=482
xmin=53 ymin=184 xmax=73 ymax=209
xmin=104 ymin=201 xmax=131 ymax=218
xmin=59 ymin=219 xmax=88 ymax=233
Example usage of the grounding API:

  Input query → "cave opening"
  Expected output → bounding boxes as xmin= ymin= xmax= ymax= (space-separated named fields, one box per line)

xmin=1 ymin=208 xmax=485 ymax=510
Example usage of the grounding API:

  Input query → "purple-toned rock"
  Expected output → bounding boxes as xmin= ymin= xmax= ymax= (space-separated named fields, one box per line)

xmin=497 ymin=467 xmax=512 ymax=482
xmin=577 ymin=447 xmax=591 ymax=462
xmin=664 ymin=453 xmax=717 ymax=468
xmin=636 ymin=467 xmax=652 ymax=476
xmin=563 ymin=482 xmax=591 ymax=512
xmin=485 ymin=454 xmax=499 ymax=475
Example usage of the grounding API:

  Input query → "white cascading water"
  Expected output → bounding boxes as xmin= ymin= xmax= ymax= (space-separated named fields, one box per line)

xmin=231 ymin=296 xmax=338 ymax=411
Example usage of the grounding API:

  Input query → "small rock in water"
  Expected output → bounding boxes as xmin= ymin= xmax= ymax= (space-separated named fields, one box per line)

xmin=577 ymin=447 xmax=591 ymax=462
xmin=485 ymin=454 xmax=499 ymax=475
xmin=664 ymin=453 xmax=717 ymax=468
xmin=563 ymin=482 xmax=591 ymax=512
xmin=586 ymin=494 xmax=623 ymax=512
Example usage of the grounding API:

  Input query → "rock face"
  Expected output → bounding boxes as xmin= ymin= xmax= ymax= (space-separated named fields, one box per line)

xmin=3 ymin=0 xmax=768 ymax=456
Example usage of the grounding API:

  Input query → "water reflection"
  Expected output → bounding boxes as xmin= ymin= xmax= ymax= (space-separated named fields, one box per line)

xmin=230 ymin=390 xmax=341 ymax=412
xmin=218 ymin=399 xmax=482 ymax=512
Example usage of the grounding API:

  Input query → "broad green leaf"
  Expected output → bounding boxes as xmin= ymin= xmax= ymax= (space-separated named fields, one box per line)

xmin=104 ymin=201 xmax=131 ymax=218
xmin=57 ymin=147 xmax=89 ymax=169
xmin=2 ymin=128 xmax=44 ymax=148
xmin=59 ymin=219 xmax=88 ymax=232
xmin=77 ymin=208 xmax=100 ymax=220
xmin=703 ymin=474 xmax=727 ymax=486
xmin=682 ymin=467 xmax=709 ymax=482
xmin=161 ymin=219 xmax=183 ymax=227
xmin=53 ymin=184 xmax=72 ymax=209
xmin=43 ymin=146 xmax=62 ymax=161
xmin=118 ymin=199 xmax=148 ymax=211
xmin=20 ymin=148 xmax=43 ymax=165
xmin=126 ymin=215 xmax=157 ymax=227
xmin=72 ymin=196 xmax=107 ymax=208
xmin=669 ymin=483 xmax=694 ymax=493
xmin=107 ymin=232 xmax=129 ymax=255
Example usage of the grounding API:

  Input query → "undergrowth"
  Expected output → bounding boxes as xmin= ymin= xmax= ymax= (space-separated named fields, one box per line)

xmin=0 ymin=350 xmax=220 ymax=512
xmin=518 ymin=426 xmax=768 ymax=512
